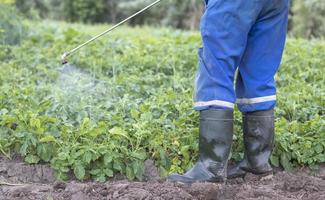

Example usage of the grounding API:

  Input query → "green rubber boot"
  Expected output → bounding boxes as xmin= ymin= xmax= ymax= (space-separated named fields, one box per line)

xmin=228 ymin=109 xmax=275 ymax=179
xmin=168 ymin=109 xmax=233 ymax=183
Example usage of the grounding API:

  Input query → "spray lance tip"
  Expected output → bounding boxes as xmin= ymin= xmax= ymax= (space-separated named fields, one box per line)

xmin=61 ymin=52 xmax=69 ymax=65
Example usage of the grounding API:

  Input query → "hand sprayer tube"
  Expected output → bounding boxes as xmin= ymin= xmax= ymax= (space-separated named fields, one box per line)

xmin=61 ymin=0 xmax=162 ymax=63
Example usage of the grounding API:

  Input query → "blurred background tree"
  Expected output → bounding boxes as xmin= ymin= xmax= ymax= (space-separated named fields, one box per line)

xmin=291 ymin=0 xmax=325 ymax=38
xmin=0 ymin=0 xmax=25 ymax=45
xmin=1 ymin=0 xmax=325 ymax=38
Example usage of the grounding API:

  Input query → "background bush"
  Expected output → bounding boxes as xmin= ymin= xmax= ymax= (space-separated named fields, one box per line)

xmin=290 ymin=0 xmax=325 ymax=38
xmin=4 ymin=0 xmax=324 ymax=38
xmin=0 ymin=3 xmax=25 ymax=45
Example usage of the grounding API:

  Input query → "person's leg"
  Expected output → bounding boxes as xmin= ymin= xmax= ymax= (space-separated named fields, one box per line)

xmin=228 ymin=0 xmax=290 ymax=178
xmin=168 ymin=0 xmax=262 ymax=183
xmin=236 ymin=0 xmax=290 ymax=113
xmin=194 ymin=0 xmax=260 ymax=110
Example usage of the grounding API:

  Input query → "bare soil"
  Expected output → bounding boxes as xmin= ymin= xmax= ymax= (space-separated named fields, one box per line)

xmin=0 ymin=157 xmax=324 ymax=200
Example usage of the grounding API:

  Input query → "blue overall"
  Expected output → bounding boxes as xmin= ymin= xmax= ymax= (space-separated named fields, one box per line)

xmin=194 ymin=0 xmax=289 ymax=113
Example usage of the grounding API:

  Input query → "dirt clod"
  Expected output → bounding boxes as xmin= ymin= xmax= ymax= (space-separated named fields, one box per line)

xmin=53 ymin=181 xmax=67 ymax=191
xmin=0 ymin=158 xmax=56 ymax=183
xmin=144 ymin=159 xmax=160 ymax=181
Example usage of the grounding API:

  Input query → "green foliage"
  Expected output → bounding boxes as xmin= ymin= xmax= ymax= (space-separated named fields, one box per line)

xmin=62 ymin=0 xmax=107 ymax=23
xmin=9 ymin=0 xmax=325 ymax=37
xmin=0 ymin=21 xmax=324 ymax=182
xmin=272 ymin=39 xmax=325 ymax=168
xmin=0 ymin=0 xmax=14 ymax=4
xmin=0 ymin=4 xmax=25 ymax=45
xmin=291 ymin=0 xmax=325 ymax=38
xmin=11 ymin=0 xmax=203 ymax=29
xmin=117 ymin=0 xmax=202 ymax=29
xmin=14 ymin=0 xmax=48 ymax=19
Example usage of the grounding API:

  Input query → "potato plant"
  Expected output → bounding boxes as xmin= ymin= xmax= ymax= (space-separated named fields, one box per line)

xmin=0 ymin=21 xmax=324 ymax=181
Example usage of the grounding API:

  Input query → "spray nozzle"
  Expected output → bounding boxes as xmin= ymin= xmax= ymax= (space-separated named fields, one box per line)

xmin=61 ymin=52 xmax=69 ymax=65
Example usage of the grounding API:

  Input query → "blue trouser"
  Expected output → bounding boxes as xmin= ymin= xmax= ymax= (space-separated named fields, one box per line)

xmin=194 ymin=0 xmax=289 ymax=113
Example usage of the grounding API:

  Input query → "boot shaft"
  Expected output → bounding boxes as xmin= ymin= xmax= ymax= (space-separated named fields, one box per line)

xmin=168 ymin=109 xmax=234 ymax=183
xmin=199 ymin=109 xmax=234 ymax=176
xmin=243 ymin=109 xmax=275 ymax=170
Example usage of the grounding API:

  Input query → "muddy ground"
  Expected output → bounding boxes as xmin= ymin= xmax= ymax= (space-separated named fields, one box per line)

xmin=0 ymin=157 xmax=324 ymax=200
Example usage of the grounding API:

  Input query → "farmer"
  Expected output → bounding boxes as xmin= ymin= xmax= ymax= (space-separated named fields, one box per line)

xmin=168 ymin=0 xmax=290 ymax=183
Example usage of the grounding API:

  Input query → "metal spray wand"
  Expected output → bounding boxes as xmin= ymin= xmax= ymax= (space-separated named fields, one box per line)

xmin=61 ymin=0 xmax=162 ymax=64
